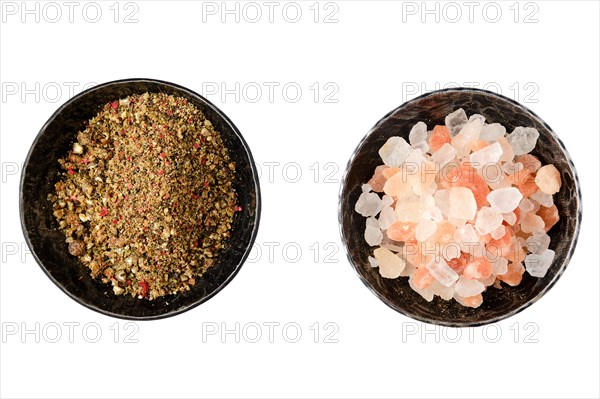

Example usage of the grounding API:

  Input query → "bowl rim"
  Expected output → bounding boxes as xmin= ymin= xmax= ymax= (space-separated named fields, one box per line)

xmin=19 ymin=77 xmax=262 ymax=320
xmin=338 ymin=87 xmax=582 ymax=327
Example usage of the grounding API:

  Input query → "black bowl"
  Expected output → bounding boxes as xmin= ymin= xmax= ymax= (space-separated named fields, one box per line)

xmin=339 ymin=88 xmax=582 ymax=327
xmin=20 ymin=78 xmax=261 ymax=320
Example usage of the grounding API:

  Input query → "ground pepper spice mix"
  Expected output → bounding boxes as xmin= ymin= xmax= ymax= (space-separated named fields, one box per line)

xmin=48 ymin=93 xmax=238 ymax=300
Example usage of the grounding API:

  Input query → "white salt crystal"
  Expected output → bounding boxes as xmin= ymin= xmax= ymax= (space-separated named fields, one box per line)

xmin=422 ymin=206 xmax=444 ymax=223
xmin=426 ymin=257 xmax=459 ymax=287
xmin=449 ymin=187 xmax=477 ymax=220
xmin=431 ymin=143 xmax=457 ymax=169
xmin=431 ymin=280 xmax=455 ymax=301
xmin=487 ymin=187 xmax=523 ymax=213
xmin=412 ymin=140 xmax=430 ymax=154
xmin=475 ymin=206 xmax=503 ymax=235
xmin=506 ymin=127 xmax=540 ymax=155
xmin=409 ymin=121 xmax=428 ymax=145
xmin=526 ymin=233 xmax=551 ymax=255
xmin=382 ymin=195 xmax=394 ymax=207
xmin=480 ymin=123 xmax=506 ymax=142
xmin=374 ymin=247 xmax=406 ymax=279
xmin=365 ymin=218 xmax=383 ymax=246
xmin=491 ymin=225 xmax=506 ymax=240
xmin=455 ymin=276 xmax=485 ymax=297
xmin=379 ymin=136 xmax=411 ymax=167
xmin=531 ymin=190 xmax=554 ymax=208
xmin=395 ymin=201 xmax=424 ymax=223
xmin=378 ymin=206 xmax=398 ymax=230
xmin=355 ymin=191 xmax=383 ymax=217
xmin=434 ymin=189 xmax=451 ymax=216
xmin=488 ymin=177 xmax=512 ymax=190
xmin=420 ymin=194 xmax=435 ymax=209
xmin=361 ymin=183 xmax=372 ymax=193
xmin=469 ymin=114 xmax=486 ymax=125
xmin=368 ymin=256 xmax=379 ymax=268
xmin=491 ymin=257 xmax=508 ymax=276
xmin=455 ymin=223 xmax=479 ymax=244
xmin=445 ymin=108 xmax=468 ymax=136
xmin=502 ymin=212 xmax=517 ymax=226
xmin=519 ymin=198 xmax=534 ymax=214
xmin=415 ymin=219 xmax=437 ymax=242
xmin=409 ymin=274 xmax=434 ymax=301
xmin=525 ymin=249 xmax=555 ymax=278
xmin=469 ymin=142 xmax=503 ymax=169
xmin=452 ymin=118 xmax=483 ymax=158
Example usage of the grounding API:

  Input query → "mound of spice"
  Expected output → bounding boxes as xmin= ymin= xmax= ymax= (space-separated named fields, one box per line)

xmin=49 ymin=93 xmax=238 ymax=300
xmin=356 ymin=109 xmax=561 ymax=308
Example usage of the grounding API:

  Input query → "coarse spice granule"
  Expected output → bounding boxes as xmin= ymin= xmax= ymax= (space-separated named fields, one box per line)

xmin=48 ymin=93 xmax=239 ymax=300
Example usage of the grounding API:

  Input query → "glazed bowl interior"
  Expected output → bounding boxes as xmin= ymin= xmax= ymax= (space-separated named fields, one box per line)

xmin=339 ymin=88 xmax=581 ymax=327
xmin=20 ymin=79 xmax=261 ymax=320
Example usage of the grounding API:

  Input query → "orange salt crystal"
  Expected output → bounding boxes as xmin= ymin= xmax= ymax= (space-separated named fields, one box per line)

xmin=462 ymin=293 xmax=483 ymax=308
xmin=517 ymin=175 xmax=539 ymax=198
xmin=431 ymin=221 xmax=455 ymax=245
xmin=382 ymin=167 xmax=401 ymax=179
xmin=387 ymin=221 xmax=417 ymax=242
xmin=447 ymin=252 xmax=470 ymax=275
xmin=497 ymin=261 xmax=525 ymax=286
xmin=368 ymin=165 xmax=388 ymax=192
xmin=444 ymin=163 xmax=490 ymax=208
xmin=506 ymin=167 xmax=531 ymax=185
xmin=487 ymin=228 xmax=512 ymax=256
xmin=463 ymin=257 xmax=493 ymax=279
xmin=537 ymin=204 xmax=560 ymax=232
xmin=505 ymin=243 xmax=526 ymax=264
xmin=428 ymin=125 xmax=451 ymax=152
xmin=515 ymin=154 xmax=542 ymax=173
xmin=469 ymin=140 xmax=489 ymax=152
xmin=412 ymin=266 xmax=435 ymax=289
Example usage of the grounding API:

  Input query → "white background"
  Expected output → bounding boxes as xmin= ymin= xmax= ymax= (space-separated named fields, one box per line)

xmin=1 ymin=1 xmax=599 ymax=398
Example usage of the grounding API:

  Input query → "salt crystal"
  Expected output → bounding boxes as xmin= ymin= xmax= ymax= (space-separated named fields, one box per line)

xmin=373 ymin=247 xmax=406 ymax=279
xmin=497 ymin=136 xmax=515 ymax=163
xmin=409 ymin=121 xmax=428 ymax=145
xmin=455 ymin=223 xmax=479 ymax=244
xmin=400 ymin=261 xmax=416 ymax=277
xmin=468 ymin=114 xmax=486 ymax=125
xmin=520 ymin=212 xmax=545 ymax=234
xmin=409 ymin=274 xmax=434 ymax=301
xmin=488 ymin=177 xmax=512 ymax=190
xmin=379 ymin=136 xmax=411 ymax=167
xmin=445 ymin=108 xmax=468 ymax=136
xmin=431 ymin=143 xmax=457 ymax=169
xmin=526 ymin=233 xmax=551 ymax=255
xmin=449 ymin=187 xmax=477 ymax=220
xmin=383 ymin=171 xmax=413 ymax=199
xmin=469 ymin=141 xmax=503 ymax=169
xmin=454 ymin=293 xmax=483 ymax=308
xmin=422 ymin=206 xmax=443 ymax=223
xmin=524 ymin=249 xmax=555 ymax=278
xmin=452 ymin=119 xmax=483 ymax=158
xmin=368 ymin=256 xmax=379 ymax=268
xmin=480 ymin=123 xmax=506 ymax=141
xmin=491 ymin=257 xmax=508 ymax=276
xmin=355 ymin=191 xmax=383 ymax=217
xmin=434 ymin=189 xmax=451 ymax=216
xmin=395 ymin=201 xmax=424 ymax=223
xmin=382 ymin=195 xmax=394 ymax=207
xmin=426 ymin=257 xmax=459 ymax=287
xmin=502 ymin=212 xmax=517 ymax=226
xmin=479 ymin=273 xmax=496 ymax=287
xmin=365 ymin=217 xmax=383 ymax=246
xmin=535 ymin=164 xmax=562 ymax=194
xmin=475 ymin=206 xmax=503 ymax=235
xmin=361 ymin=183 xmax=372 ymax=193
xmin=431 ymin=280 xmax=455 ymax=300
xmin=490 ymin=224 xmax=506 ymax=240
xmin=502 ymin=161 xmax=523 ymax=175
xmin=420 ymin=194 xmax=435 ymax=209
xmin=487 ymin=187 xmax=523 ymax=213
xmin=531 ymin=190 xmax=554 ymax=208
xmin=519 ymin=198 xmax=534 ymax=214
xmin=378 ymin=205 xmax=398 ymax=230
xmin=415 ymin=219 xmax=437 ymax=242
xmin=442 ymin=242 xmax=461 ymax=260
xmin=455 ymin=276 xmax=485 ymax=297
xmin=412 ymin=140 xmax=430 ymax=154
xmin=506 ymin=127 xmax=540 ymax=155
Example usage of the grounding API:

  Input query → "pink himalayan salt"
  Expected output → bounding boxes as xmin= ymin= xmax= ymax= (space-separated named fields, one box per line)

xmin=497 ymin=261 xmax=525 ymax=286
xmin=537 ymin=205 xmax=559 ymax=232
xmin=428 ymin=125 xmax=451 ymax=152
xmin=368 ymin=165 xmax=388 ymax=192
xmin=535 ymin=164 xmax=562 ymax=194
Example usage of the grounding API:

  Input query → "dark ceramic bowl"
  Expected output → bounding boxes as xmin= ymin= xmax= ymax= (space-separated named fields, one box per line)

xmin=20 ymin=79 xmax=261 ymax=320
xmin=339 ymin=88 xmax=581 ymax=327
